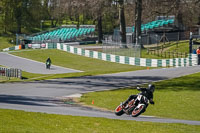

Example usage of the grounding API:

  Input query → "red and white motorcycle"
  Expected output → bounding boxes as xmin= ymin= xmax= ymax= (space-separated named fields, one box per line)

xmin=115 ymin=94 xmax=149 ymax=117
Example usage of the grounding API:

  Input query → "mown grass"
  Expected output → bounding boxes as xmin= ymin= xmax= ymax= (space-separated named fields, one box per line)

xmin=141 ymin=48 xmax=166 ymax=59
xmin=1 ymin=45 xmax=199 ymax=132
xmin=0 ymin=77 xmax=21 ymax=82
xmin=0 ymin=109 xmax=199 ymax=133
xmin=141 ymin=41 xmax=189 ymax=59
xmin=0 ymin=36 xmax=15 ymax=51
xmin=10 ymin=49 xmax=145 ymax=80
xmin=165 ymin=41 xmax=189 ymax=53
xmin=81 ymin=72 xmax=200 ymax=121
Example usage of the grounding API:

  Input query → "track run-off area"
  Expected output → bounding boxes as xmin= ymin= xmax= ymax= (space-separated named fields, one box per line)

xmin=0 ymin=52 xmax=200 ymax=125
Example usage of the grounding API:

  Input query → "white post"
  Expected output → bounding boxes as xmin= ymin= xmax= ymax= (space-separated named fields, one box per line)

xmin=199 ymin=27 xmax=200 ymax=35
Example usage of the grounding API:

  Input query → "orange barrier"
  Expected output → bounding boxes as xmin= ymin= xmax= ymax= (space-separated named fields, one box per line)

xmin=19 ymin=45 xmax=22 ymax=50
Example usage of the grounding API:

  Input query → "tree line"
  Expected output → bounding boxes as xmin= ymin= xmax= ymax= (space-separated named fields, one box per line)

xmin=0 ymin=0 xmax=199 ymax=43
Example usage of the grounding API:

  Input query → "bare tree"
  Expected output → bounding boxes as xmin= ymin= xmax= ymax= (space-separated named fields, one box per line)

xmin=118 ymin=0 xmax=126 ymax=43
xmin=86 ymin=0 xmax=113 ymax=43
xmin=135 ymin=0 xmax=142 ymax=46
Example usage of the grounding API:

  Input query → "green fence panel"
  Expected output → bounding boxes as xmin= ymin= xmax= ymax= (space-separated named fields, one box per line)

xmin=53 ymin=43 xmax=57 ymax=49
xmin=48 ymin=43 xmax=53 ymax=49
xmin=80 ymin=41 xmax=96 ymax=45
xmin=146 ymin=59 xmax=152 ymax=67
xmin=106 ymin=54 xmax=111 ymax=61
xmin=48 ymin=43 xmax=57 ymax=49
xmin=67 ymin=45 xmax=70 ymax=52
xmin=90 ymin=51 xmax=94 ymax=58
xmin=115 ymin=56 xmax=120 ymax=63
xmin=157 ymin=60 xmax=162 ymax=67
xmin=61 ymin=44 xmax=63 ymax=50
xmin=188 ymin=54 xmax=192 ymax=66
xmin=178 ymin=58 xmax=182 ymax=66
xmin=125 ymin=56 xmax=129 ymax=64
xmin=184 ymin=58 xmax=187 ymax=66
xmin=173 ymin=59 xmax=176 ymax=66
xmin=9 ymin=47 xmax=15 ymax=51
xmin=98 ymin=52 xmax=102 ymax=59
xmin=25 ymin=45 xmax=28 ymax=49
xmin=81 ymin=49 xmax=85 ymax=56
xmin=135 ymin=58 xmax=140 ymax=66
xmin=74 ymin=48 xmax=78 ymax=54
xmin=166 ymin=59 xmax=170 ymax=67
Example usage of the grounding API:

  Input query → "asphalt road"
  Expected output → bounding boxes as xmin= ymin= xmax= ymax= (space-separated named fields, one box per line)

xmin=0 ymin=52 xmax=82 ymax=74
xmin=0 ymin=53 xmax=200 ymax=125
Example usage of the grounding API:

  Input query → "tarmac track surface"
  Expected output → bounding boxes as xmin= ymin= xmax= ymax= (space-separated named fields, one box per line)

xmin=0 ymin=53 xmax=200 ymax=125
xmin=0 ymin=52 xmax=82 ymax=74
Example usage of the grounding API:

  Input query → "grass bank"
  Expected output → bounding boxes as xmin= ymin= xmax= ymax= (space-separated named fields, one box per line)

xmin=81 ymin=72 xmax=200 ymax=121
xmin=0 ymin=109 xmax=199 ymax=133
xmin=141 ymin=41 xmax=189 ymax=59
xmin=10 ymin=49 xmax=145 ymax=80
xmin=0 ymin=36 xmax=15 ymax=51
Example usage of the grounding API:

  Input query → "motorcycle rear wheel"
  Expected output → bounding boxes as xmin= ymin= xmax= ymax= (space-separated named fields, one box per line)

xmin=115 ymin=105 xmax=124 ymax=116
xmin=131 ymin=104 xmax=146 ymax=117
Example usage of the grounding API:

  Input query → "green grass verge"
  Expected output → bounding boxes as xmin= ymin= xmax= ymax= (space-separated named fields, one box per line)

xmin=0 ymin=109 xmax=199 ymax=133
xmin=0 ymin=36 xmax=15 ymax=51
xmin=141 ymin=48 xmax=166 ymax=59
xmin=10 ymin=49 xmax=145 ymax=80
xmin=166 ymin=41 xmax=189 ymax=53
xmin=141 ymin=41 xmax=190 ymax=59
xmin=81 ymin=72 xmax=200 ymax=121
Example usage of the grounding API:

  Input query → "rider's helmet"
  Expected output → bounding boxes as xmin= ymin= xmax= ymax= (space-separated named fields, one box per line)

xmin=147 ymin=84 xmax=155 ymax=93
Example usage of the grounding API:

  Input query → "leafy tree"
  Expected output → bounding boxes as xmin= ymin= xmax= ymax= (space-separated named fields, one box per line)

xmin=0 ymin=0 xmax=43 ymax=34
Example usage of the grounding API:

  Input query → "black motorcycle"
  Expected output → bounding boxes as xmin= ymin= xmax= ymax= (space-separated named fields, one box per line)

xmin=46 ymin=62 xmax=51 ymax=69
xmin=115 ymin=92 xmax=149 ymax=117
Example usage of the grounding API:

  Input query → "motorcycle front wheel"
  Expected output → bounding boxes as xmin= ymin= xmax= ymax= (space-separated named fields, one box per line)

xmin=131 ymin=104 xmax=146 ymax=117
xmin=115 ymin=105 xmax=124 ymax=116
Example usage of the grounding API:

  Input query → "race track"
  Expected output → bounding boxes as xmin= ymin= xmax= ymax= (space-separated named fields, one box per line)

xmin=0 ymin=52 xmax=82 ymax=74
xmin=0 ymin=52 xmax=200 ymax=125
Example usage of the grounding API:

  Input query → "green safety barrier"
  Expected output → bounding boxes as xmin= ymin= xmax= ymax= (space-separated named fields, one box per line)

xmin=3 ymin=42 xmax=198 ymax=68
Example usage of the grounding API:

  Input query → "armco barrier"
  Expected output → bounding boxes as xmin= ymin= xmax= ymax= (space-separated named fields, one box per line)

xmin=3 ymin=43 xmax=198 ymax=67
xmin=0 ymin=67 xmax=22 ymax=79
xmin=57 ymin=43 xmax=198 ymax=67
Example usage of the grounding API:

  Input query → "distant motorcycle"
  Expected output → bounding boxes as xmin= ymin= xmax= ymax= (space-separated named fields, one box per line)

xmin=115 ymin=92 xmax=150 ymax=117
xmin=46 ymin=62 xmax=51 ymax=69
xmin=46 ymin=57 xmax=51 ymax=69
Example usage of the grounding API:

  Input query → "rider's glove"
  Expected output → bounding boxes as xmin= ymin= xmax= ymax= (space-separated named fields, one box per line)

xmin=136 ymin=87 xmax=140 ymax=90
xmin=150 ymin=100 xmax=155 ymax=105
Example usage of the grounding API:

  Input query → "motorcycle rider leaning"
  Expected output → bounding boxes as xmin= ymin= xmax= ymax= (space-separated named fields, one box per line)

xmin=122 ymin=84 xmax=155 ymax=108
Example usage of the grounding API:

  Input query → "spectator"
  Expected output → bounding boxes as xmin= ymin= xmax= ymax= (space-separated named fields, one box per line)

xmin=196 ymin=47 xmax=200 ymax=65
xmin=193 ymin=49 xmax=197 ymax=54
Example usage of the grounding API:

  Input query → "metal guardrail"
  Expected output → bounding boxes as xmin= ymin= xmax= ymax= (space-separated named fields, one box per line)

xmin=102 ymin=40 xmax=141 ymax=58
xmin=0 ymin=67 xmax=22 ymax=79
xmin=192 ymin=35 xmax=200 ymax=39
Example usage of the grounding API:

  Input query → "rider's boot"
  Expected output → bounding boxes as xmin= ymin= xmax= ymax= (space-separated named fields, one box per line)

xmin=121 ymin=102 xmax=129 ymax=109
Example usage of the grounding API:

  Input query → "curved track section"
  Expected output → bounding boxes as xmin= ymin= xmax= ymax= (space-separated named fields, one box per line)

xmin=0 ymin=52 xmax=82 ymax=74
xmin=0 ymin=53 xmax=200 ymax=125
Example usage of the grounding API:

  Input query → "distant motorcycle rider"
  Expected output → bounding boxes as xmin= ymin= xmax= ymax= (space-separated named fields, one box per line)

xmin=46 ymin=57 xmax=52 ymax=69
xmin=122 ymin=84 xmax=155 ymax=108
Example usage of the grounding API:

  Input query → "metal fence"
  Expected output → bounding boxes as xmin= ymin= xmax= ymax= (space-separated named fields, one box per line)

xmin=102 ymin=40 xmax=141 ymax=58
xmin=141 ymin=31 xmax=188 ymax=45
xmin=109 ymin=29 xmax=188 ymax=45
xmin=0 ymin=67 xmax=22 ymax=79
